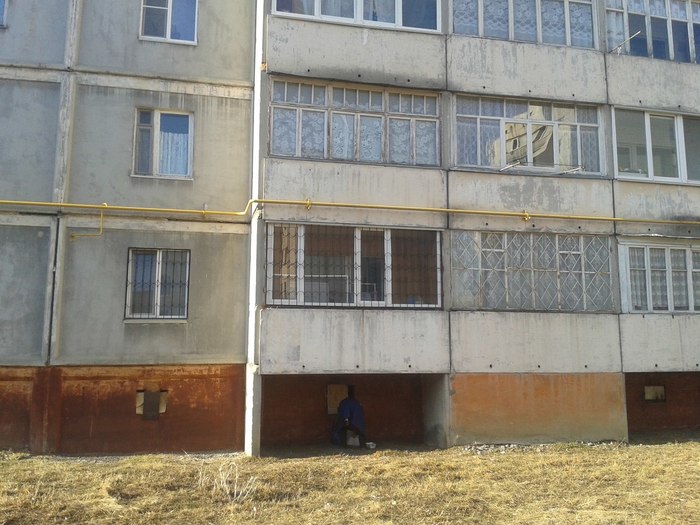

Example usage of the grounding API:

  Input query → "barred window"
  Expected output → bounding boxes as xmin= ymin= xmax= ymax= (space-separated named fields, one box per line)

xmin=266 ymin=224 xmax=441 ymax=307
xmin=451 ymin=231 xmax=613 ymax=311
xmin=623 ymin=244 xmax=700 ymax=312
xmin=126 ymin=249 xmax=190 ymax=319
xmin=271 ymin=80 xmax=440 ymax=166
xmin=455 ymin=96 xmax=600 ymax=173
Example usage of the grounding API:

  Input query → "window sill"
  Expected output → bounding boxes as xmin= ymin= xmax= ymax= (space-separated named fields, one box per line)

xmin=124 ymin=318 xmax=188 ymax=324
xmin=268 ymin=154 xmax=442 ymax=170
xmin=131 ymin=173 xmax=194 ymax=181
xmin=616 ymin=174 xmax=700 ymax=187
xmin=450 ymin=165 xmax=607 ymax=180
xmin=138 ymin=35 xmax=197 ymax=47
xmin=271 ymin=12 xmax=441 ymax=35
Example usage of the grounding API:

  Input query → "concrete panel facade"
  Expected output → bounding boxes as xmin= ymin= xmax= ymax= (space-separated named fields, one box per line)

xmin=0 ymin=0 xmax=69 ymax=66
xmin=448 ymin=172 xmax=615 ymax=234
xmin=447 ymin=38 xmax=607 ymax=103
xmin=0 ymin=80 xmax=61 ymax=202
xmin=68 ymin=85 xmax=251 ymax=212
xmin=266 ymin=16 xmax=446 ymax=89
xmin=263 ymin=158 xmax=447 ymax=228
xmin=259 ymin=309 xmax=450 ymax=374
xmin=450 ymin=373 xmax=628 ymax=444
xmin=626 ymin=372 xmax=700 ymax=432
xmin=55 ymin=224 xmax=248 ymax=365
xmin=620 ymin=315 xmax=700 ymax=372
xmin=450 ymin=312 xmax=622 ymax=373
xmin=78 ymin=0 xmax=254 ymax=84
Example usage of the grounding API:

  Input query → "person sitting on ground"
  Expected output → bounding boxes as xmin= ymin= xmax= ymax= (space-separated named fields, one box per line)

xmin=332 ymin=385 xmax=367 ymax=447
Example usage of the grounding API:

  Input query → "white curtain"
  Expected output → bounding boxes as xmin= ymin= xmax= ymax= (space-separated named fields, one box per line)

xmin=159 ymin=127 xmax=189 ymax=176
xmin=364 ymin=0 xmax=395 ymax=23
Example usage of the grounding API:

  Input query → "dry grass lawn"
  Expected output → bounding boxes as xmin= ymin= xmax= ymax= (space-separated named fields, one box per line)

xmin=1 ymin=441 xmax=700 ymax=524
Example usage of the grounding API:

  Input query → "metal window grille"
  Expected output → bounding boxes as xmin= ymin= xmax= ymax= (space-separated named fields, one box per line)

xmin=126 ymin=248 xmax=190 ymax=319
xmin=266 ymin=224 xmax=441 ymax=308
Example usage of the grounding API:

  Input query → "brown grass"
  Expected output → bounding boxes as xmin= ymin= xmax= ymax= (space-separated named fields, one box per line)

xmin=1 ymin=442 xmax=700 ymax=524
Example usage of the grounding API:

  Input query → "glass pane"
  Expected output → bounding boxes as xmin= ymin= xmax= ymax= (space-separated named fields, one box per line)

xmin=402 ymin=0 xmax=437 ymax=29
xmin=358 ymin=90 xmax=370 ymax=110
xmin=684 ymin=117 xmax=700 ymax=180
xmin=313 ymin=86 xmax=326 ymax=105
xmin=481 ymin=119 xmax=502 ymax=167
xmin=276 ymin=0 xmax=314 ymax=14
xmin=145 ymin=0 xmax=168 ymax=6
xmin=389 ymin=93 xmax=400 ymax=112
xmin=299 ymin=84 xmax=313 ymax=104
xmin=370 ymin=91 xmax=383 ymax=111
xmin=532 ymin=125 xmax=555 ymax=167
xmin=650 ymin=0 xmax=667 ymax=16
xmin=671 ymin=249 xmax=689 ymax=310
xmin=359 ymin=116 xmax=383 ymax=162
xmin=139 ymin=110 xmax=153 ymax=125
xmin=364 ymin=0 xmax=395 ymax=23
xmin=304 ymin=226 xmax=355 ymax=304
xmin=331 ymin=113 xmax=356 ymax=160
xmin=672 ymin=0 xmax=688 ymax=19
xmin=628 ymin=0 xmax=645 ymax=13
xmin=514 ymin=0 xmax=538 ymax=42
xmin=142 ymin=7 xmax=167 ymax=38
xmin=570 ymin=3 xmax=594 ymax=48
xmin=456 ymin=117 xmax=478 ymax=165
xmin=332 ymin=88 xmax=344 ymax=107
xmin=505 ymin=121 xmax=529 ymax=164
xmin=629 ymin=247 xmax=647 ymax=311
xmin=360 ymin=230 xmax=385 ymax=302
xmin=484 ymin=0 xmax=509 ymax=39
xmin=481 ymin=98 xmax=504 ymax=117
xmin=558 ymin=125 xmax=578 ymax=168
xmin=400 ymin=95 xmax=412 ymax=114
xmin=650 ymin=116 xmax=678 ymax=178
xmin=391 ymin=230 xmax=438 ymax=305
xmin=695 ymin=2 xmax=700 ymax=22
xmin=271 ymin=108 xmax=297 ymax=156
xmin=453 ymin=0 xmax=478 ymax=35
xmin=580 ymin=126 xmax=600 ymax=172
xmin=287 ymin=83 xmax=300 ymax=103
xmin=629 ymin=13 xmax=649 ymax=56
xmin=130 ymin=251 xmax=157 ymax=316
xmin=695 ymin=23 xmax=700 ymax=63
xmin=529 ymin=102 xmax=552 ymax=121
xmin=542 ymin=0 xmax=566 ymax=44
xmin=554 ymin=104 xmax=575 ymax=123
xmin=159 ymin=250 xmax=189 ymax=317
xmin=577 ymin=105 xmax=598 ymax=124
xmin=606 ymin=0 xmax=622 ymax=8
xmin=159 ymin=114 xmax=190 ymax=176
xmin=301 ymin=110 xmax=325 ymax=158
xmin=615 ymin=110 xmax=648 ymax=175
xmin=388 ymin=118 xmax=411 ymax=164
xmin=506 ymin=100 xmax=529 ymax=119
xmin=171 ymin=0 xmax=197 ymax=41
xmin=322 ymin=0 xmax=354 ymax=17
xmin=672 ymin=20 xmax=691 ymax=61
xmin=606 ymin=11 xmax=625 ymax=51
xmin=651 ymin=17 xmax=670 ymax=59
xmin=272 ymin=225 xmax=298 ymax=301
xmin=425 ymin=97 xmax=437 ymax=116
xmin=272 ymin=81 xmax=286 ymax=102
xmin=415 ymin=120 xmax=438 ymax=165
xmin=136 ymin=127 xmax=153 ymax=174
xmin=650 ymin=248 xmax=668 ymax=310
xmin=456 ymin=96 xmax=479 ymax=115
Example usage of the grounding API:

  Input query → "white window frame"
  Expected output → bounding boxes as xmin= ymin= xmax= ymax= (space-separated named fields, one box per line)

xmin=612 ymin=107 xmax=700 ymax=184
xmin=270 ymin=80 xmax=441 ymax=167
xmin=133 ymin=109 xmax=194 ymax=180
xmin=266 ymin=224 xmax=442 ymax=308
xmin=454 ymin=95 xmax=602 ymax=174
xmin=619 ymin=241 xmax=700 ymax=313
xmin=125 ymin=248 xmax=191 ymax=319
xmin=139 ymin=0 xmax=199 ymax=45
xmin=0 ymin=0 xmax=7 ymax=27
xmin=453 ymin=0 xmax=597 ymax=49
xmin=272 ymin=0 xmax=442 ymax=32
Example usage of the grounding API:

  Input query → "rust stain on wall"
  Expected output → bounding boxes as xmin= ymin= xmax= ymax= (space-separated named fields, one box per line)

xmin=450 ymin=373 xmax=628 ymax=443
xmin=626 ymin=372 xmax=700 ymax=432
xmin=0 ymin=368 xmax=34 ymax=449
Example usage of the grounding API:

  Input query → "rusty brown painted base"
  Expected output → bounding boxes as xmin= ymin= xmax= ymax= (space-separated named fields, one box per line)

xmin=261 ymin=374 xmax=425 ymax=445
xmin=626 ymin=372 xmax=700 ymax=432
xmin=450 ymin=373 xmax=628 ymax=444
xmin=0 ymin=365 xmax=245 ymax=453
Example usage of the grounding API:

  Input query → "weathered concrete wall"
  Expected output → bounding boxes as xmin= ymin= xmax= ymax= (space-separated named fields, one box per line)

xmin=0 ymin=222 xmax=52 ymax=365
xmin=266 ymin=16 xmax=446 ymax=89
xmin=450 ymin=373 xmax=628 ymax=444
xmin=607 ymin=54 xmax=700 ymax=113
xmin=0 ymin=367 xmax=33 ymax=449
xmin=620 ymin=315 xmax=700 ymax=372
xmin=55 ymin=223 xmax=248 ymax=365
xmin=448 ymin=172 xmax=615 ymax=234
xmin=264 ymin=159 xmax=447 ymax=228
xmin=0 ymin=0 xmax=69 ymax=65
xmin=68 ymin=85 xmax=251 ymax=212
xmin=261 ymin=374 xmax=425 ymax=445
xmin=626 ymin=372 xmax=700 ymax=432
xmin=0 ymin=80 xmax=61 ymax=202
xmin=450 ymin=312 xmax=622 ymax=374
xmin=259 ymin=309 xmax=450 ymax=374
xmin=447 ymin=37 xmax=606 ymax=103
xmin=78 ymin=0 xmax=254 ymax=83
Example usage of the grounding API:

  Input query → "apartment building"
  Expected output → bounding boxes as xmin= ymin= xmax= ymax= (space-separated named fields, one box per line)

xmin=1 ymin=0 xmax=699 ymax=455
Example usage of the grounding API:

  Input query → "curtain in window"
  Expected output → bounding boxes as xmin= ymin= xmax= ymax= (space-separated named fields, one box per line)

xmin=480 ymin=119 xmax=501 ymax=167
xmin=364 ymin=0 xmax=395 ymax=22
xmin=331 ymin=113 xmax=356 ymax=160
xmin=388 ymin=118 xmax=411 ymax=164
xmin=570 ymin=2 xmax=594 ymax=47
xmin=649 ymin=248 xmax=668 ymax=309
xmin=322 ymin=0 xmax=354 ymax=17
xmin=580 ymin=126 xmax=599 ymax=172
xmin=271 ymin=108 xmax=297 ymax=156
xmin=484 ymin=0 xmax=509 ymax=38
xmin=542 ymin=0 xmax=566 ymax=44
xmin=456 ymin=117 xmax=478 ymax=165
xmin=450 ymin=231 xmax=481 ymax=308
xmin=693 ymin=252 xmax=700 ymax=309
xmin=671 ymin=249 xmax=689 ymax=309
xmin=278 ymin=0 xmax=315 ymax=14
xmin=415 ymin=120 xmax=437 ymax=165
xmin=159 ymin=114 xmax=189 ymax=176
xmin=301 ymin=110 xmax=325 ymax=158
xmin=558 ymin=125 xmax=578 ymax=168
xmin=453 ymin=0 xmax=478 ymax=34
xmin=359 ymin=116 xmax=382 ymax=162
xmin=514 ymin=0 xmax=538 ymax=42
xmin=606 ymin=11 xmax=625 ymax=51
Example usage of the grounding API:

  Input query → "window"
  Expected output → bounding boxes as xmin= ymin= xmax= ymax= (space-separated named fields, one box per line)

xmin=266 ymin=224 xmax=441 ymax=307
xmin=614 ymin=109 xmax=700 ymax=182
xmin=274 ymin=0 xmax=439 ymax=30
xmin=454 ymin=0 xmax=595 ymax=48
xmin=622 ymin=244 xmax=700 ymax=313
xmin=455 ymin=96 xmax=600 ymax=173
xmin=0 ymin=0 xmax=6 ymax=26
xmin=141 ymin=0 xmax=197 ymax=43
xmin=271 ymin=80 xmax=439 ymax=166
xmin=607 ymin=0 xmax=700 ymax=62
xmin=134 ymin=110 xmax=193 ymax=178
xmin=451 ymin=231 xmax=614 ymax=311
xmin=126 ymin=249 xmax=190 ymax=319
